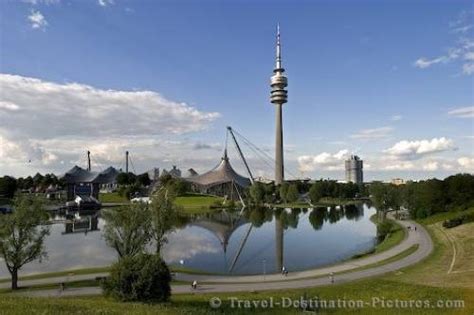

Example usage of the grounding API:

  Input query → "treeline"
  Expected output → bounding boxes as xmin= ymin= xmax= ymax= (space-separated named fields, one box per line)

xmin=248 ymin=180 xmax=366 ymax=205
xmin=116 ymin=173 xmax=192 ymax=200
xmin=0 ymin=173 xmax=63 ymax=198
xmin=369 ymin=173 xmax=474 ymax=219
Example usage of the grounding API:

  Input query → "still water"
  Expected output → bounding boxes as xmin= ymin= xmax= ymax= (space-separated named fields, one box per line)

xmin=0 ymin=204 xmax=377 ymax=277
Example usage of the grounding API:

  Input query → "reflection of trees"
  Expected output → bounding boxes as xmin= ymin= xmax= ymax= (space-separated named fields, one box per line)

xmin=309 ymin=207 xmax=326 ymax=230
xmin=344 ymin=204 xmax=364 ymax=221
xmin=277 ymin=209 xmax=299 ymax=230
xmin=327 ymin=207 xmax=341 ymax=223
xmin=249 ymin=207 xmax=266 ymax=227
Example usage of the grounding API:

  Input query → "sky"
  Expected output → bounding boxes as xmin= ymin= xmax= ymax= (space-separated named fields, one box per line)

xmin=0 ymin=0 xmax=473 ymax=181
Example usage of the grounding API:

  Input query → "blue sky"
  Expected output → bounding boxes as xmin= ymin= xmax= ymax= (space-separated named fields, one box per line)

xmin=0 ymin=0 xmax=473 ymax=181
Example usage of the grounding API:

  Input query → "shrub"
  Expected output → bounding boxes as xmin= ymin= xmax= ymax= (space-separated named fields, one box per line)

xmin=102 ymin=254 xmax=171 ymax=303
xmin=442 ymin=212 xmax=474 ymax=229
xmin=376 ymin=221 xmax=393 ymax=243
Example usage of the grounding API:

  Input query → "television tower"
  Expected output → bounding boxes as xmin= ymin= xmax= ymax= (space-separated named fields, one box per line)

xmin=270 ymin=24 xmax=288 ymax=185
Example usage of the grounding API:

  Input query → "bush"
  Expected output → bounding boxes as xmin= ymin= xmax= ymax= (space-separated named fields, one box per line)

xmin=442 ymin=212 xmax=474 ymax=229
xmin=376 ymin=221 xmax=393 ymax=243
xmin=102 ymin=254 xmax=171 ymax=303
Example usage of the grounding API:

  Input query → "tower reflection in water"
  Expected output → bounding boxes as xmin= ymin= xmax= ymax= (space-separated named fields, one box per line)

xmin=190 ymin=204 xmax=365 ymax=274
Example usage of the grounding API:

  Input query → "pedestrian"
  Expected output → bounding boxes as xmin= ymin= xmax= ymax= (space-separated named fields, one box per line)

xmin=330 ymin=272 xmax=334 ymax=284
xmin=414 ymin=226 xmax=417 ymax=231
xmin=191 ymin=280 xmax=197 ymax=290
xmin=282 ymin=266 xmax=286 ymax=275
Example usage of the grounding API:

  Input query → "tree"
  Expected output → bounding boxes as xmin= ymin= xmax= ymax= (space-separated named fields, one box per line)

xmin=286 ymin=184 xmax=299 ymax=203
xmin=0 ymin=176 xmax=17 ymax=198
xmin=309 ymin=182 xmax=324 ymax=203
xmin=116 ymin=172 xmax=137 ymax=186
xmin=249 ymin=182 xmax=265 ymax=205
xmin=136 ymin=173 xmax=151 ymax=187
xmin=103 ymin=253 xmax=171 ymax=302
xmin=279 ymin=182 xmax=289 ymax=203
xmin=149 ymin=188 xmax=178 ymax=254
xmin=102 ymin=203 xmax=152 ymax=258
xmin=0 ymin=197 xmax=50 ymax=290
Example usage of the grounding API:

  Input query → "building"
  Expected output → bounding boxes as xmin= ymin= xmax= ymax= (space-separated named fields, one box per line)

xmin=147 ymin=167 xmax=160 ymax=182
xmin=62 ymin=165 xmax=119 ymax=200
xmin=98 ymin=166 xmax=120 ymax=193
xmin=391 ymin=178 xmax=406 ymax=186
xmin=162 ymin=165 xmax=181 ymax=178
xmin=345 ymin=155 xmax=363 ymax=185
xmin=184 ymin=150 xmax=251 ymax=199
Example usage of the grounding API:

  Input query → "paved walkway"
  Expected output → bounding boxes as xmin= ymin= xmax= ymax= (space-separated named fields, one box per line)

xmin=6 ymin=217 xmax=433 ymax=297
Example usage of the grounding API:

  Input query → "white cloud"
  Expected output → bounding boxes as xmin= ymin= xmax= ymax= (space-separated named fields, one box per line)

xmin=462 ymin=63 xmax=474 ymax=75
xmin=98 ymin=0 xmax=114 ymax=6
xmin=465 ymin=52 xmax=474 ymax=61
xmin=391 ymin=115 xmax=402 ymax=121
xmin=350 ymin=127 xmax=393 ymax=140
xmin=414 ymin=11 xmax=474 ymax=75
xmin=458 ymin=157 xmax=474 ymax=171
xmin=384 ymin=162 xmax=415 ymax=171
xmin=448 ymin=106 xmax=474 ymax=118
xmin=452 ymin=25 xmax=473 ymax=34
xmin=384 ymin=137 xmax=457 ymax=160
xmin=27 ymin=10 xmax=48 ymax=29
xmin=414 ymin=56 xmax=447 ymax=69
xmin=0 ymin=74 xmax=220 ymax=175
xmin=0 ymin=74 xmax=219 ymax=139
xmin=0 ymin=101 xmax=20 ymax=111
xmin=423 ymin=161 xmax=439 ymax=171
xmin=23 ymin=0 xmax=60 ymax=4
xmin=297 ymin=149 xmax=350 ymax=172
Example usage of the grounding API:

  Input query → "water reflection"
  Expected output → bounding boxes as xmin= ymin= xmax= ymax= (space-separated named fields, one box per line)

xmin=0 ymin=203 xmax=376 ymax=277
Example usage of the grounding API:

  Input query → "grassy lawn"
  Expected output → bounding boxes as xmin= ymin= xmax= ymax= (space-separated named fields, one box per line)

xmin=370 ymin=215 xmax=407 ymax=254
xmin=0 ymin=278 xmax=472 ymax=314
xmin=417 ymin=207 xmax=474 ymax=225
xmin=386 ymin=221 xmax=474 ymax=290
xmin=0 ymin=265 xmax=212 ymax=284
xmin=175 ymin=194 xmax=224 ymax=213
xmin=98 ymin=192 xmax=129 ymax=203
xmin=0 ymin=266 xmax=111 ymax=284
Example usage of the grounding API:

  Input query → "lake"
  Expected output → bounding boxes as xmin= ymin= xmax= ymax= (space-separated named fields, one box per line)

xmin=0 ymin=204 xmax=377 ymax=278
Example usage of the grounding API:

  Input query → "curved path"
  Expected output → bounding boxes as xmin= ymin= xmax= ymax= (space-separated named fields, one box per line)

xmin=6 ymin=217 xmax=433 ymax=297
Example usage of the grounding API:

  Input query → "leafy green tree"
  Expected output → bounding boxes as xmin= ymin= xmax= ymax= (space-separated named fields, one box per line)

xmin=32 ymin=173 xmax=44 ymax=188
xmin=309 ymin=182 xmax=324 ymax=203
xmin=249 ymin=182 xmax=265 ymax=205
xmin=116 ymin=172 xmax=137 ymax=186
xmin=286 ymin=184 xmax=299 ymax=203
xmin=279 ymin=182 xmax=289 ymax=203
xmin=136 ymin=173 xmax=151 ymax=187
xmin=103 ymin=253 xmax=171 ymax=302
xmin=102 ymin=203 xmax=152 ymax=258
xmin=0 ymin=176 xmax=17 ymax=198
xmin=149 ymin=188 xmax=178 ymax=254
xmin=0 ymin=197 xmax=50 ymax=290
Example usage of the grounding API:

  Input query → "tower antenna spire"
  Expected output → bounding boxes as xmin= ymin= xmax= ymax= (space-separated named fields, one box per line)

xmin=276 ymin=23 xmax=282 ymax=70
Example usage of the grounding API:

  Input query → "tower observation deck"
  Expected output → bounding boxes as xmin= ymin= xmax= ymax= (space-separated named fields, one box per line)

xmin=270 ymin=24 xmax=288 ymax=185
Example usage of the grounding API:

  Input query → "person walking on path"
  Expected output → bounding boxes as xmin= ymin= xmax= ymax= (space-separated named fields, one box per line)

xmin=329 ymin=272 xmax=334 ymax=284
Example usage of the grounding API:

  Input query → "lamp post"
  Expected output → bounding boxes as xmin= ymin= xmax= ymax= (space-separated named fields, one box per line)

xmin=263 ymin=259 xmax=267 ymax=281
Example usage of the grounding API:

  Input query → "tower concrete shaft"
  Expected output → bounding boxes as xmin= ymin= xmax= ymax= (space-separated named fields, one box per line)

xmin=270 ymin=24 xmax=288 ymax=185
